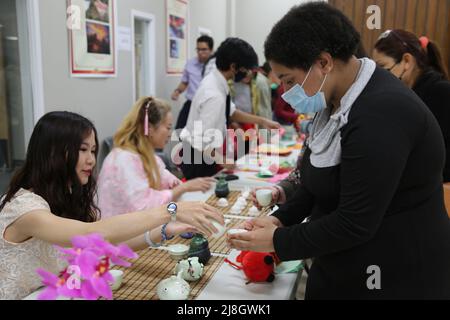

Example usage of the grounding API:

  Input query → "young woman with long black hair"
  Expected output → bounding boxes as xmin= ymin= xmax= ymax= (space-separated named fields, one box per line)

xmin=0 ymin=111 xmax=223 ymax=299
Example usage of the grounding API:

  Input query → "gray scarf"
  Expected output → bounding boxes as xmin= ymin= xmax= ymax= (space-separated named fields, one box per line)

xmin=307 ymin=58 xmax=376 ymax=168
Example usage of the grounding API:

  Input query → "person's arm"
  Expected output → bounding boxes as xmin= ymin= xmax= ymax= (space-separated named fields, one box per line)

xmin=157 ymin=155 xmax=182 ymax=189
xmin=271 ymin=184 xmax=315 ymax=227
xmin=171 ymin=82 xmax=188 ymax=101
xmin=274 ymin=98 xmax=298 ymax=124
xmin=276 ymin=170 xmax=300 ymax=203
xmin=123 ymin=222 xmax=198 ymax=251
xmin=8 ymin=201 xmax=223 ymax=248
xmin=172 ymin=63 xmax=190 ymax=101
xmin=117 ymin=153 xmax=174 ymax=210
xmin=231 ymin=109 xmax=280 ymax=129
xmin=273 ymin=98 xmax=417 ymax=261
xmin=12 ymin=207 xmax=168 ymax=248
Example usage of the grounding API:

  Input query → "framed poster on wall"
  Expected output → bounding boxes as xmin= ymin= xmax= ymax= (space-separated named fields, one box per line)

xmin=166 ymin=0 xmax=188 ymax=75
xmin=67 ymin=0 xmax=116 ymax=77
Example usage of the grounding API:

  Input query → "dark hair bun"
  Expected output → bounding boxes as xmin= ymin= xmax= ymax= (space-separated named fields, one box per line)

xmin=265 ymin=2 xmax=360 ymax=70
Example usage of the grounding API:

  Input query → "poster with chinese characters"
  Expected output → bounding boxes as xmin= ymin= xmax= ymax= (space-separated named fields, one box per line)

xmin=68 ymin=0 xmax=116 ymax=77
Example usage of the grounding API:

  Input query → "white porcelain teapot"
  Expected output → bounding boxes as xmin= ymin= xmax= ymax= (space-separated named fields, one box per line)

xmin=175 ymin=257 xmax=204 ymax=282
xmin=156 ymin=271 xmax=190 ymax=300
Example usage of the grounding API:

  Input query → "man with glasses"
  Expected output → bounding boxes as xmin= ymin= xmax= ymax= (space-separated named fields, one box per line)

xmin=172 ymin=35 xmax=214 ymax=130
xmin=178 ymin=38 xmax=280 ymax=179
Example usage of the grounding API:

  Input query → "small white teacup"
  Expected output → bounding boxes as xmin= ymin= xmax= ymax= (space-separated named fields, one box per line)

xmin=109 ymin=270 xmax=124 ymax=291
xmin=256 ymin=189 xmax=273 ymax=207
xmin=210 ymin=219 xmax=226 ymax=239
xmin=227 ymin=229 xmax=248 ymax=235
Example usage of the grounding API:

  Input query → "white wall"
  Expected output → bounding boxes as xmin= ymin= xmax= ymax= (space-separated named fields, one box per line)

xmin=233 ymin=0 xmax=318 ymax=64
xmin=38 ymin=0 xmax=228 ymax=150
xmin=188 ymin=0 xmax=227 ymax=57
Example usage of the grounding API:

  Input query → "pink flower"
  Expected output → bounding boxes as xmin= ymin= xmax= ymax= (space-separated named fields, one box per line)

xmin=37 ymin=234 xmax=137 ymax=300
xmin=36 ymin=268 xmax=82 ymax=300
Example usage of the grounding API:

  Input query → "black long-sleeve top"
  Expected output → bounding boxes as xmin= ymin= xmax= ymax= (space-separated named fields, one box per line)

xmin=272 ymin=68 xmax=450 ymax=299
xmin=413 ymin=69 xmax=450 ymax=182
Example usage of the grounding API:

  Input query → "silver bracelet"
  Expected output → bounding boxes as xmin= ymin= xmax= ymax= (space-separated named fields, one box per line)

xmin=144 ymin=230 xmax=163 ymax=248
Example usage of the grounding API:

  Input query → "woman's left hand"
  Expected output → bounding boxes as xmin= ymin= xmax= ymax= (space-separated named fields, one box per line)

xmin=169 ymin=179 xmax=182 ymax=189
xmin=165 ymin=221 xmax=198 ymax=238
xmin=226 ymin=218 xmax=278 ymax=253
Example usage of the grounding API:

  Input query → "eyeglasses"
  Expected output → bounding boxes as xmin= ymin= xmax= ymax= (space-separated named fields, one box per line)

xmin=385 ymin=63 xmax=397 ymax=72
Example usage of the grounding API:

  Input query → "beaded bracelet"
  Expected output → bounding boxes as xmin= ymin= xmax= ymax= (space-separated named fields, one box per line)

xmin=144 ymin=223 xmax=174 ymax=248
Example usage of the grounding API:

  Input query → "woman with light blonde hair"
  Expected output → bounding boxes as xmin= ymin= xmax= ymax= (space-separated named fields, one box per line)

xmin=97 ymin=96 xmax=215 ymax=221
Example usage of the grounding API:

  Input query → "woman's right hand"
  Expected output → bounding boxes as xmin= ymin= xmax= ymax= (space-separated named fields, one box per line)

xmin=234 ymin=216 xmax=283 ymax=232
xmin=176 ymin=202 xmax=224 ymax=237
xmin=182 ymin=177 xmax=216 ymax=193
xmin=250 ymin=186 xmax=281 ymax=210
xmin=171 ymin=177 xmax=216 ymax=200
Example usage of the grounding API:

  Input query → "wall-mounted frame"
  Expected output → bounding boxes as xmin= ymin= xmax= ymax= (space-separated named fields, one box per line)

xmin=166 ymin=0 xmax=188 ymax=75
xmin=68 ymin=0 xmax=117 ymax=77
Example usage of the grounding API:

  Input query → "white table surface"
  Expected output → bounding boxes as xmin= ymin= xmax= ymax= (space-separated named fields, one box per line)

xmin=197 ymin=250 xmax=300 ymax=300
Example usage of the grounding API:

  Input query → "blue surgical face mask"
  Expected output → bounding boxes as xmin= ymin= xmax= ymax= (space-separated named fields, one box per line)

xmin=281 ymin=67 xmax=328 ymax=114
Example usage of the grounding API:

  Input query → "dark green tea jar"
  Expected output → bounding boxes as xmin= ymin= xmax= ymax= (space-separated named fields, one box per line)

xmin=215 ymin=175 xmax=230 ymax=198
xmin=188 ymin=233 xmax=211 ymax=265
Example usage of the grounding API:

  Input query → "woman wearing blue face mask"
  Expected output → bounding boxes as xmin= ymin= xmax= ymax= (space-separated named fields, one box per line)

xmin=373 ymin=30 xmax=450 ymax=183
xmin=227 ymin=2 xmax=450 ymax=299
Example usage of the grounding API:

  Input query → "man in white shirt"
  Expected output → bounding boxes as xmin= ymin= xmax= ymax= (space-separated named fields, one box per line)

xmin=179 ymin=38 xmax=280 ymax=179
xmin=172 ymin=36 xmax=214 ymax=130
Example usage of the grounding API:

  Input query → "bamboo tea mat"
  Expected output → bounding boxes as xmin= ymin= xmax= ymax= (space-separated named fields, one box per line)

xmin=113 ymin=248 xmax=224 ymax=300
xmin=113 ymin=190 xmax=270 ymax=300
xmin=207 ymin=190 xmax=272 ymax=218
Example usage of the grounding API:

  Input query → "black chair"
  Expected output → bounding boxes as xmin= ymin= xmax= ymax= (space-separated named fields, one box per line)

xmin=155 ymin=149 xmax=183 ymax=179
xmin=97 ymin=137 xmax=114 ymax=170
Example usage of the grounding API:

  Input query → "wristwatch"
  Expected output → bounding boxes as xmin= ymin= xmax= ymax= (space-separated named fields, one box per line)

xmin=167 ymin=202 xmax=177 ymax=222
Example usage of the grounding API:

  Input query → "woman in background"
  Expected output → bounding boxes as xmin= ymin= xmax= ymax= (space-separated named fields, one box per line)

xmin=98 ymin=97 xmax=215 ymax=219
xmin=373 ymin=29 xmax=450 ymax=182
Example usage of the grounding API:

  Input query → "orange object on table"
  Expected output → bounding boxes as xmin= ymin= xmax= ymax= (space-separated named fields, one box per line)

xmin=257 ymin=145 xmax=293 ymax=156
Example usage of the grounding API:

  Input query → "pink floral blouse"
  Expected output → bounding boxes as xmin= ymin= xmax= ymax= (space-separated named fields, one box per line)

xmin=97 ymin=148 xmax=181 ymax=218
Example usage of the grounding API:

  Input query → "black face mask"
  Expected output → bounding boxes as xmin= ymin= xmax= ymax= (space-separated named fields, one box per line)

xmin=234 ymin=70 xmax=248 ymax=83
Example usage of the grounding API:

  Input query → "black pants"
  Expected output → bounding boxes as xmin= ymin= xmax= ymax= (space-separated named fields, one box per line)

xmin=179 ymin=144 xmax=219 ymax=180
xmin=175 ymin=100 xmax=192 ymax=130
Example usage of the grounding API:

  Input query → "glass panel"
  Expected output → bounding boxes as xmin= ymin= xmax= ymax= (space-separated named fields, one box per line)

xmin=134 ymin=18 xmax=151 ymax=100
xmin=0 ymin=0 xmax=32 ymax=193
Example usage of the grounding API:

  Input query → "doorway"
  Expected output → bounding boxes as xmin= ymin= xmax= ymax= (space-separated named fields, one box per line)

xmin=132 ymin=11 xmax=155 ymax=102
